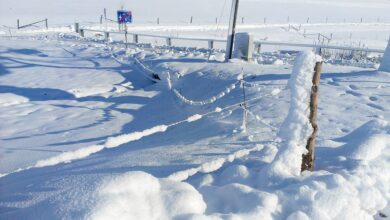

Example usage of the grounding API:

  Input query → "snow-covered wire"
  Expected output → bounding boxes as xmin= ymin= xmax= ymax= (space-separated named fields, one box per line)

xmin=172 ymin=82 xmax=239 ymax=106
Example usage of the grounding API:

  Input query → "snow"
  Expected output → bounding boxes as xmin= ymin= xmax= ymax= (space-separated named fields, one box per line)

xmin=186 ymin=114 xmax=203 ymax=123
xmin=0 ymin=93 xmax=29 ymax=106
xmin=105 ymin=125 xmax=168 ymax=148
xmin=88 ymin=171 xmax=206 ymax=220
xmin=1 ymin=1 xmax=390 ymax=219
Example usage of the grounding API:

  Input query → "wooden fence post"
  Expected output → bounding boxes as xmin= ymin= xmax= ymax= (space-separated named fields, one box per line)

xmin=301 ymin=61 xmax=323 ymax=172
xmin=80 ymin=29 xmax=84 ymax=37
xmin=45 ymin=19 xmax=48 ymax=29
xmin=74 ymin=23 xmax=79 ymax=33
xmin=133 ymin=34 xmax=139 ymax=44
xmin=256 ymin=43 xmax=262 ymax=53
xmin=105 ymin=32 xmax=110 ymax=41
xmin=17 ymin=19 xmax=20 ymax=29
xmin=208 ymin=40 xmax=214 ymax=49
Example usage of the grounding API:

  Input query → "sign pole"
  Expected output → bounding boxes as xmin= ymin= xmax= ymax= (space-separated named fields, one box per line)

xmin=225 ymin=0 xmax=240 ymax=62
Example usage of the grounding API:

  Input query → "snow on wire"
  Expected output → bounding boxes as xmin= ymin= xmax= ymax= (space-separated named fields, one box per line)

xmin=172 ymin=81 xmax=239 ymax=106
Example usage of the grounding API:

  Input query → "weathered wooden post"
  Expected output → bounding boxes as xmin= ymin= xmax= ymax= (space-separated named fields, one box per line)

xmin=301 ymin=61 xmax=323 ymax=172
xmin=100 ymin=15 xmax=103 ymax=24
xmin=17 ymin=19 xmax=20 ymax=29
xmin=190 ymin=16 xmax=193 ymax=24
xmin=80 ymin=29 xmax=84 ymax=37
xmin=157 ymin=17 xmax=160 ymax=25
xmin=45 ymin=19 xmax=48 ymax=29
xmin=74 ymin=22 xmax=79 ymax=33
xmin=104 ymin=32 xmax=110 ymax=41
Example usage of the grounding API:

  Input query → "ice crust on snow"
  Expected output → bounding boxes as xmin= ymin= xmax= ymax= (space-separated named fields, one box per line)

xmin=267 ymin=51 xmax=321 ymax=178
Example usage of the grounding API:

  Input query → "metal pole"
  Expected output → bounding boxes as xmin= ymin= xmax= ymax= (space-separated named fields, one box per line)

xmin=225 ymin=0 xmax=240 ymax=62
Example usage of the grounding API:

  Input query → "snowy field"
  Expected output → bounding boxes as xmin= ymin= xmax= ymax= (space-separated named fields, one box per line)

xmin=1 ymin=0 xmax=390 ymax=219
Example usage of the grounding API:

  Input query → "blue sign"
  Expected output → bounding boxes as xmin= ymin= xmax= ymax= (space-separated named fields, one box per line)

xmin=117 ymin=10 xmax=132 ymax=24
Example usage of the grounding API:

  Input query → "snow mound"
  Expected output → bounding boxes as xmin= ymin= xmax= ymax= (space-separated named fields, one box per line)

xmin=200 ymin=183 xmax=279 ymax=219
xmin=337 ymin=119 xmax=390 ymax=161
xmin=268 ymin=51 xmax=321 ymax=178
xmin=88 ymin=171 xmax=206 ymax=220
xmin=0 ymin=93 xmax=29 ymax=106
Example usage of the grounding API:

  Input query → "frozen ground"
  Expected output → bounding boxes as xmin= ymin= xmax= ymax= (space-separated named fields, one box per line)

xmin=1 ymin=0 xmax=390 ymax=219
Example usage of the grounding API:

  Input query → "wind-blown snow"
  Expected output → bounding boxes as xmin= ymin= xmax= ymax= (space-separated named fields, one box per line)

xmin=267 ymin=51 xmax=321 ymax=178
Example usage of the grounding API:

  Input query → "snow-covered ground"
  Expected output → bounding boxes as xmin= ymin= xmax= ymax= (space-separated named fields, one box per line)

xmin=1 ymin=0 xmax=390 ymax=219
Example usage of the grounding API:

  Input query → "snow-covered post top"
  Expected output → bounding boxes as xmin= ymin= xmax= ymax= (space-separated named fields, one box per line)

xmin=379 ymin=37 xmax=390 ymax=72
xmin=267 ymin=51 xmax=322 ymax=179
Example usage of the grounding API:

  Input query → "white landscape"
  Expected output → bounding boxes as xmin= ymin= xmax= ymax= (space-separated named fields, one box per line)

xmin=0 ymin=0 xmax=390 ymax=219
